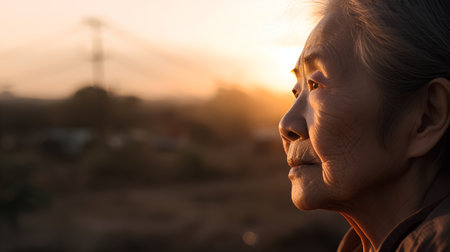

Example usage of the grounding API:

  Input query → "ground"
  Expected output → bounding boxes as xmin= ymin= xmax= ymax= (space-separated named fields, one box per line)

xmin=1 ymin=171 xmax=348 ymax=252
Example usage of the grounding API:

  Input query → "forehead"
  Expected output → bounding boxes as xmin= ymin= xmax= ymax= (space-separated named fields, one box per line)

xmin=294 ymin=12 xmax=355 ymax=79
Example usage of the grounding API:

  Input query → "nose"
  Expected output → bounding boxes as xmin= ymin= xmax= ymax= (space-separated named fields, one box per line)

xmin=279 ymin=98 xmax=309 ymax=142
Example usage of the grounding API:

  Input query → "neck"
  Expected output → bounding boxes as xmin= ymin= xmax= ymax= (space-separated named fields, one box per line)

xmin=338 ymin=160 xmax=441 ymax=251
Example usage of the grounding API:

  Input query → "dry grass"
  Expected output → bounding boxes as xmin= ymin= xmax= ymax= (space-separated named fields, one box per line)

xmin=1 ymin=171 xmax=348 ymax=252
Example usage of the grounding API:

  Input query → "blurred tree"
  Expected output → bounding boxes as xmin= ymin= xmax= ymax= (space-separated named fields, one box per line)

xmin=61 ymin=86 xmax=111 ymax=130
xmin=111 ymin=95 xmax=143 ymax=129
xmin=203 ymin=86 xmax=254 ymax=144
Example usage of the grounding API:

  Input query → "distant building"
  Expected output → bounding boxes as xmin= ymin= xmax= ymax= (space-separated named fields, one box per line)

xmin=41 ymin=128 xmax=92 ymax=156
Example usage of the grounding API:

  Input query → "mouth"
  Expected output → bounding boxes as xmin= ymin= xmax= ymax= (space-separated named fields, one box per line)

xmin=287 ymin=159 xmax=320 ymax=168
xmin=287 ymin=158 xmax=320 ymax=180
xmin=285 ymin=139 xmax=321 ymax=176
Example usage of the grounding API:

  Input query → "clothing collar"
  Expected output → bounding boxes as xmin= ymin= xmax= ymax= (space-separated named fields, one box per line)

xmin=337 ymin=171 xmax=450 ymax=252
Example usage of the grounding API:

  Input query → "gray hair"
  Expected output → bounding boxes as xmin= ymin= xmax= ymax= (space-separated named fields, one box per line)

xmin=315 ymin=0 xmax=450 ymax=169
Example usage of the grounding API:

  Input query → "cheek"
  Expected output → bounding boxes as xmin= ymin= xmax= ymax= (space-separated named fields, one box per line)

xmin=308 ymin=90 xmax=367 ymax=156
xmin=307 ymin=89 xmax=381 ymax=189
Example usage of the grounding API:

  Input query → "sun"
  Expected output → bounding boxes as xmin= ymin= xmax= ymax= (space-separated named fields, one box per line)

xmin=260 ymin=46 xmax=303 ymax=93
xmin=275 ymin=46 xmax=302 ymax=73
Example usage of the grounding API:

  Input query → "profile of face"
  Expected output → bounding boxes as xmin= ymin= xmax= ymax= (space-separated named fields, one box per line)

xmin=279 ymin=13 xmax=412 ymax=211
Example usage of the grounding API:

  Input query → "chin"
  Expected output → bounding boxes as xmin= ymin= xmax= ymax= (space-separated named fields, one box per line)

xmin=290 ymin=183 xmax=329 ymax=211
xmin=289 ymin=167 xmax=335 ymax=211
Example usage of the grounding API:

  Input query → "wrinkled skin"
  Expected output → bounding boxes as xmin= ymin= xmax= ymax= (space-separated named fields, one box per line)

xmin=279 ymin=13 xmax=411 ymax=211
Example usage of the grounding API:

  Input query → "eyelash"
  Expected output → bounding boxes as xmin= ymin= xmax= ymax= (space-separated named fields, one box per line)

xmin=292 ymin=79 xmax=321 ymax=98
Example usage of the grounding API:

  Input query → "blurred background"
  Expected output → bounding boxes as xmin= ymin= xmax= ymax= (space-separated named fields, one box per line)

xmin=0 ymin=0 xmax=348 ymax=251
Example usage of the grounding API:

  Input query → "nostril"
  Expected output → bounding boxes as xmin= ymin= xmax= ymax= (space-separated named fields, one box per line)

xmin=279 ymin=108 xmax=308 ymax=142
xmin=288 ymin=131 xmax=300 ymax=140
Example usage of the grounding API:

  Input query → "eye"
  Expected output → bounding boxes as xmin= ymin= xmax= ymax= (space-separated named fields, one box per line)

xmin=292 ymin=88 xmax=299 ymax=98
xmin=308 ymin=80 xmax=320 ymax=91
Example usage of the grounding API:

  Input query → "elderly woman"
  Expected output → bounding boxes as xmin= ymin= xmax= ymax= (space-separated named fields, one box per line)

xmin=278 ymin=0 xmax=450 ymax=251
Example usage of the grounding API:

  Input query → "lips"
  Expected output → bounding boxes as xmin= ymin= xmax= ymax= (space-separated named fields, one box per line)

xmin=287 ymin=158 xmax=320 ymax=180
xmin=286 ymin=139 xmax=321 ymax=168
xmin=287 ymin=158 xmax=319 ymax=168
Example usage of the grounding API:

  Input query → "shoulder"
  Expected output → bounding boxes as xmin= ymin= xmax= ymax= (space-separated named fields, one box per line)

xmin=397 ymin=195 xmax=450 ymax=252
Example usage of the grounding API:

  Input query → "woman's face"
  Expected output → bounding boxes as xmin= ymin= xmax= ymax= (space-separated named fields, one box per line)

xmin=279 ymin=13 xmax=410 ymax=211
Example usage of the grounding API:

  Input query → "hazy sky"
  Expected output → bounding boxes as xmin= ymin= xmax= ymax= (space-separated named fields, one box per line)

xmin=0 ymin=0 xmax=314 ymax=99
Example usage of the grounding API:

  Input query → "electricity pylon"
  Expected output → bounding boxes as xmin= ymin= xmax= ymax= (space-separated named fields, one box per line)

xmin=84 ymin=18 xmax=105 ymax=88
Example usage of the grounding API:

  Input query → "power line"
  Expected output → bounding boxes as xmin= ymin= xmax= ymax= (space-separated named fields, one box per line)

xmin=104 ymin=21 xmax=218 ymax=80
xmin=104 ymin=21 xmax=189 ymax=66
xmin=0 ymin=23 xmax=84 ymax=59
xmin=109 ymin=51 xmax=160 ymax=78
xmin=10 ymin=56 xmax=86 ymax=85
xmin=1 ymin=17 xmax=218 ymax=91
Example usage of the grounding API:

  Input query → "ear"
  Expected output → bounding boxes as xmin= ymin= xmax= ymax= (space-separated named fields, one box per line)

xmin=408 ymin=78 xmax=450 ymax=158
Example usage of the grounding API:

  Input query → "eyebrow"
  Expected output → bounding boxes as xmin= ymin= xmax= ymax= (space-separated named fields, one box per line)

xmin=291 ymin=47 xmax=328 ymax=78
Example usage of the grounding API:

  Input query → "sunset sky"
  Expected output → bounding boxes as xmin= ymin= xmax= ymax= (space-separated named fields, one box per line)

xmin=0 ymin=0 xmax=315 ymax=99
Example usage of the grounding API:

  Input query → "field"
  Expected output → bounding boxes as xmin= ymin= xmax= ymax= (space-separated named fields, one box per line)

xmin=1 ymin=172 xmax=348 ymax=252
xmin=0 ymin=85 xmax=348 ymax=251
